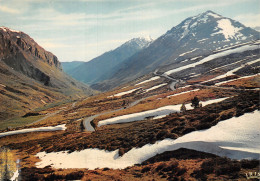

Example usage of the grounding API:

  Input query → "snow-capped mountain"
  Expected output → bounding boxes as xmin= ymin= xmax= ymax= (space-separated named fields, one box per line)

xmin=92 ymin=10 xmax=259 ymax=91
xmin=121 ymin=37 xmax=153 ymax=49
xmin=66 ymin=37 xmax=153 ymax=85
xmin=160 ymin=10 xmax=258 ymax=61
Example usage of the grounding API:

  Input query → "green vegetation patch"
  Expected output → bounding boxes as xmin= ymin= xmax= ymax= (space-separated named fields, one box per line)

xmin=0 ymin=115 xmax=45 ymax=131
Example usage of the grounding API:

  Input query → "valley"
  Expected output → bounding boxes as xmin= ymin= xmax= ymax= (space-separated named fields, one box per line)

xmin=0 ymin=10 xmax=259 ymax=181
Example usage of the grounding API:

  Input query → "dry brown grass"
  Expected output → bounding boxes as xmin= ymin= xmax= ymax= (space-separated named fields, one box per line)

xmin=187 ymin=73 xmax=223 ymax=83
xmin=95 ymin=87 xmax=235 ymax=124
xmin=222 ymin=75 xmax=260 ymax=88
xmin=0 ymin=131 xmax=64 ymax=147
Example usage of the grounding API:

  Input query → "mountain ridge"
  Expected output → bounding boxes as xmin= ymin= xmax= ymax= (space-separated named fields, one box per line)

xmin=66 ymin=37 xmax=153 ymax=85
xmin=91 ymin=10 xmax=259 ymax=91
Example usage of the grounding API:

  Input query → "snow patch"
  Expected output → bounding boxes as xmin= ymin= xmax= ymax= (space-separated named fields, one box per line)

xmin=179 ymin=48 xmax=198 ymax=56
xmin=191 ymin=56 xmax=202 ymax=61
xmin=144 ymin=83 xmax=167 ymax=92
xmin=36 ymin=111 xmax=260 ymax=169
xmin=179 ymin=85 xmax=191 ymax=89
xmin=98 ymin=97 xmax=228 ymax=127
xmin=109 ymin=88 xmax=140 ymax=97
xmin=212 ymin=19 xmax=243 ymax=40
xmin=197 ymin=38 xmax=208 ymax=42
xmin=203 ymin=58 xmax=260 ymax=83
xmin=179 ymin=19 xmax=192 ymax=40
xmin=135 ymin=76 xmax=160 ymax=86
xmin=0 ymin=124 xmax=66 ymax=138
xmin=215 ymin=74 xmax=259 ymax=86
xmin=167 ymin=89 xmax=200 ymax=98
xmin=164 ymin=44 xmax=259 ymax=75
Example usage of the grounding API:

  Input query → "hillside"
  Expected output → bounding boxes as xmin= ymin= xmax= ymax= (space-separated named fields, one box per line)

xmin=0 ymin=27 xmax=95 ymax=121
xmin=66 ymin=37 xmax=152 ymax=85
xmin=0 ymin=41 xmax=259 ymax=179
xmin=61 ymin=61 xmax=84 ymax=72
xmin=92 ymin=11 xmax=259 ymax=91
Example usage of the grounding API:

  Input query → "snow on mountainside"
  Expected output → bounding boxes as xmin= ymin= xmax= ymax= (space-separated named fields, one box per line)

xmin=162 ymin=10 xmax=258 ymax=61
xmin=66 ymin=37 xmax=153 ymax=85
xmin=92 ymin=10 xmax=259 ymax=91
xmin=167 ymin=10 xmax=251 ymax=41
xmin=122 ymin=37 xmax=153 ymax=49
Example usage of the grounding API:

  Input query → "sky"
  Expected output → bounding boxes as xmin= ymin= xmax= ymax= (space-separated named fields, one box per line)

xmin=0 ymin=0 xmax=259 ymax=62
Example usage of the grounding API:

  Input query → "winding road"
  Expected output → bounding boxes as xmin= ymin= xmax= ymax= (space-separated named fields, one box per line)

xmin=82 ymin=71 xmax=179 ymax=131
xmin=83 ymin=69 xmax=259 ymax=132
xmin=83 ymin=98 xmax=146 ymax=131
xmin=154 ymin=69 xmax=179 ymax=91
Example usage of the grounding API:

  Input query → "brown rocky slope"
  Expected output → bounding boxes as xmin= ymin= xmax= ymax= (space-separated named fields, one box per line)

xmin=0 ymin=27 xmax=95 ymax=121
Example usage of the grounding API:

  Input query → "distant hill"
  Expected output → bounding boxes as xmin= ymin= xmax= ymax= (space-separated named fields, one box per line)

xmin=0 ymin=27 xmax=95 ymax=120
xmin=61 ymin=61 xmax=84 ymax=72
xmin=66 ymin=37 xmax=153 ymax=85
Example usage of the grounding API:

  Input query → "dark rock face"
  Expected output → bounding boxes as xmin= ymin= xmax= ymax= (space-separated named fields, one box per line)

xmin=0 ymin=27 xmax=95 ymax=121
xmin=0 ymin=27 xmax=62 ymax=70
xmin=0 ymin=26 xmax=94 ymax=94
xmin=2 ymin=53 xmax=51 ymax=86
xmin=0 ymin=27 xmax=61 ymax=86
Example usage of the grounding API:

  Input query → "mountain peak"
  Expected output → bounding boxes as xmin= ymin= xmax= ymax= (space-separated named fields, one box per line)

xmin=193 ymin=10 xmax=222 ymax=23
xmin=128 ymin=36 xmax=153 ymax=43
xmin=164 ymin=10 xmax=258 ymax=44
xmin=123 ymin=36 xmax=153 ymax=49
xmin=203 ymin=10 xmax=221 ymax=17
xmin=140 ymin=35 xmax=153 ymax=42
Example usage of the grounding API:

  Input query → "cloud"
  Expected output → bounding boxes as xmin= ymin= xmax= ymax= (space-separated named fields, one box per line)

xmin=94 ymin=1 xmax=238 ymax=25
xmin=9 ymin=0 xmax=245 ymax=33
xmin=234 ymin=13 xmax=260 ymax=27
xmin=0 ymin=5 xmax=20 ymax=14
xmin=1 ymin=0 xmax=254 ymax=62
xmin=38 ymin=41 xmax=70 ymax=49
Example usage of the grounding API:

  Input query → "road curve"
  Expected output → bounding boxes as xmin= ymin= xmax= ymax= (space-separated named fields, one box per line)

xmin=154 ymin=69 xmax=178 ymax=91
xmin=83 ymin=98 xmax=146 ymax=131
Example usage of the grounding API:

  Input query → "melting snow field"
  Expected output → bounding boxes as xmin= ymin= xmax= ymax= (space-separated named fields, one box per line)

xmin=0 ymin=124 xmax=66 ymax=138
xmin=203 ymin=58 xmax=260 ymax=84
xmin=109 ymin=88 xmax=140 ymax=97
xmin=167 ymin=89 xmax=200 ymax=98
xmin=179 ymin=48 xmax=199 ymax=57
xmin=36 ymin=111 xmax=260 ymax=169
xmin=135 ymin=76 xmax=160 ymax=85
xmin=144 ymin=83 xmax=167 ymax=92
xmin=98 ymin=97 xmax=228 ymax=127
xmin=212 ymin=19 xmax=242 ymax=39
xmin=215 ymin=74 xmax=259 ymax=86
xmin=164 ymin=44 xmax=259 ymax=75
